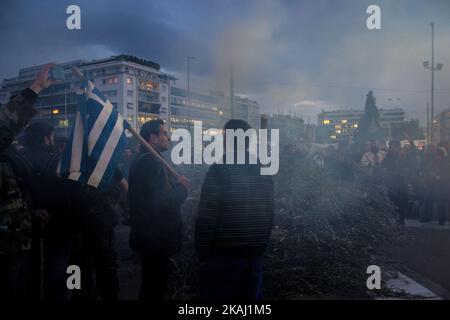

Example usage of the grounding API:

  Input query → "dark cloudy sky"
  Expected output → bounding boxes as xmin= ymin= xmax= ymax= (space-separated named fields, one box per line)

xmin=0 ymin=0 xmax=449 ymax=124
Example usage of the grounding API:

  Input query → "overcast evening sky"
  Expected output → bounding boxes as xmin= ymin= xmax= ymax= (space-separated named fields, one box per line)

xmin=0 ymin=0 xmax=449 ymax=124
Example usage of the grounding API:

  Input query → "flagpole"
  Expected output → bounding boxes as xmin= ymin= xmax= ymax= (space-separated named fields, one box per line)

xmin=71 ymin=67 xmax=179 ymax=179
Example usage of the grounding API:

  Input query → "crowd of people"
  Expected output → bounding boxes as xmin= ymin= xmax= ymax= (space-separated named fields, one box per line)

xmin=0 ymin=64 xmax=130 ymax=300
xmin=369 ymin=139 xmax=450 ymax=226
xmin=1 ymin=64 xmax=448 ymax=301
xmin=310 ymin=138 xmax=450 ymax=226
xmin=0 ymin=64 xmax=274 ymax=300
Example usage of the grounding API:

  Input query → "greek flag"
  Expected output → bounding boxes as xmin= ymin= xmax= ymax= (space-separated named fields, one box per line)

xmin=58 ymin=80 xmax=130 ymax=190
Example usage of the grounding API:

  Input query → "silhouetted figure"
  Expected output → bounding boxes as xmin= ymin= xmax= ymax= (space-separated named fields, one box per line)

xmin=195 ymin=119 xmax=274 ymax=300
xmin=128 ymin=120 xmax=189 ymax=300
xmin=383 ymin=140 xmax=408 ymax=225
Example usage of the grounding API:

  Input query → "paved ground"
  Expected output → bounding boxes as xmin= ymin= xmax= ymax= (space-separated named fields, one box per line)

xmin=386 ymin=219 xmax=450 ymax=299
xmin=384 ymin=272 xmax=441 ymax=299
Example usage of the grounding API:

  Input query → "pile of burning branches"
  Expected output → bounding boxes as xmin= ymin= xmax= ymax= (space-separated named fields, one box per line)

xmin=168 ymin=149 xmax=400 ymax=299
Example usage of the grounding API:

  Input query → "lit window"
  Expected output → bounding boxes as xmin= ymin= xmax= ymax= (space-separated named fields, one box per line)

xmin=126 ymin=77 xmax=133 ymax=84
xmin=330 ymin=135 xmax=337 ymax=139
xmin=59 ymin=119 xmax=69 ymax=127
xmin=323 ymin=119 xmax=330 ymax=125
xmin=106 ymin=77 xmax=118 ymax=85
xmin=341 ymin=119 xmax=347 ymax=124
xmin=52 ymin=109 xmax=60 ymax=115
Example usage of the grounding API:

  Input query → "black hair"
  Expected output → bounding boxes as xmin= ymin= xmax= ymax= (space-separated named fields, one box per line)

xmin=140 ymin=119 xmax=165 ymax=142
xmin=223 ymin=119 xmax=253 ymax=151
xmin=23 ymin=121 xmax=53 ymax=147
xmin=224 ymin=119 xmax=252 ymax=131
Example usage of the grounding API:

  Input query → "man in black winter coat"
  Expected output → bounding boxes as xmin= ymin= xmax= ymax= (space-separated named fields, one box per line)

xmin=128 ymin=119 xmax=189 ymax=300
xmin=195 ymin=119 xmax=274 ymax=300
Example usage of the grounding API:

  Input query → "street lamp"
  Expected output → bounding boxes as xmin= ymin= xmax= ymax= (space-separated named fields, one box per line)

xmin=423 ymin=22 xmax=444 ymax=143
xmin=187 ymin=56 xmax=195 ymax=132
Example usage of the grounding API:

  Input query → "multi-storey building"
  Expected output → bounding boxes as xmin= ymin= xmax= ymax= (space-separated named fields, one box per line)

xmin=317 ymin=108 xmax=405 ymax=143
xmin=1 ymin=55 xmax=262 ymax=139
xmin=0 ymin=60 xmax=86 ymax=137
xmin=169 ymin=87 xmax=261 ymax=132
xmin=379 ymin=108 xmax=406 ymax=128
xmin=263 ymin=113 xmax=305 ymax=146
xmin=170 ymin=87 xmax=226 ymax=132
xmin=81 ymin=55 xmax=176 ymax=130
xmin=434 ymin=108 xmax=450 ymax=144
xmin=233 ymin=96 xmax=261 ymax=130
xmin=0 ymin=55 xmax=176 ymax=136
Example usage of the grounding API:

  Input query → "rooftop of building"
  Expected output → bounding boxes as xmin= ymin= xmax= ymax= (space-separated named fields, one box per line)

xmin=262 ymin=113 xmax=305 ymax=122
xmin=81 ymin=54 xmax=161 ymax=70
xmin=436 ymin=108 xmax=450 ymax=118
xmin=1 ymin=55 xmax=179 ymax=89
xmin=322 ymin=107 xmax=404 ymax=113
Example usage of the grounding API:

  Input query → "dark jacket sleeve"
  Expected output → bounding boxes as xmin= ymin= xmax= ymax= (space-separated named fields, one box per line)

xmin=0 ymin=88 xmax=38 ymax=152
xmin=170 ymin=178 xmax=188 ymax=209
xmin=195 ymin=164 xmax=222 ymax=261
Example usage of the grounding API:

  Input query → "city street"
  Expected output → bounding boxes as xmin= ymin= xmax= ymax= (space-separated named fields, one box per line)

xmin=387 ymin=220 xmax=450 ymax=299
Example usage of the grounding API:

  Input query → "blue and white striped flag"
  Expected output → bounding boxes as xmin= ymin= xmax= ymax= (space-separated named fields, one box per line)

xmin=58 ymin=79 xmax=130 ymax=190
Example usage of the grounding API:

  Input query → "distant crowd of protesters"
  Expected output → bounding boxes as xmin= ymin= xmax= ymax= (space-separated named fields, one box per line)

xmin=293 ymin=138 xmax=450 ymax=226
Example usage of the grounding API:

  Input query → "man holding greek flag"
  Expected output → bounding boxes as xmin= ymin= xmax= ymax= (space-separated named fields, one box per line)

xmin=55 ymin=73 xmax=132 ymax=299
xmin=58 ymin=68 xmax=179 ymax=189
xmin=56 ymin=68 xmax=186 ymax=300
